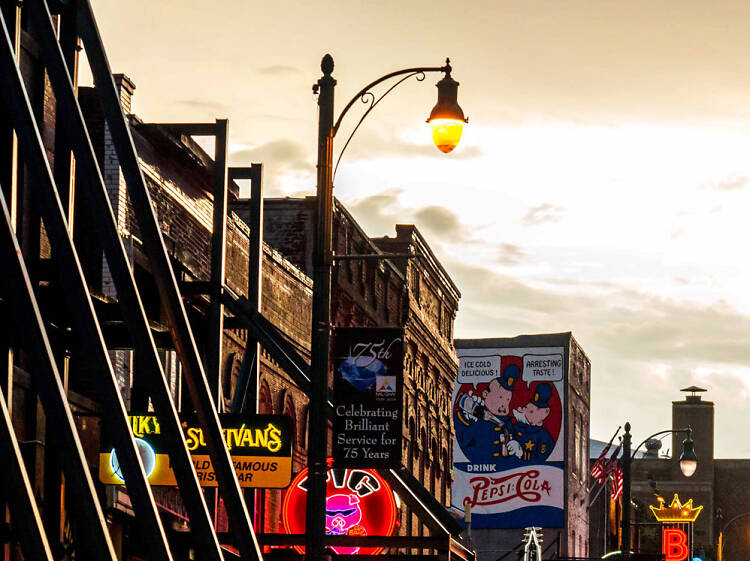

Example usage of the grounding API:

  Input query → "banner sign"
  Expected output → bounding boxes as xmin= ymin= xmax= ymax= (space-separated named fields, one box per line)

xmin=99 ymin=413 xmax=293 ymax=488
xmin=281 ymin=462 xmax=398 ymax=554
xmin=451 ymin=346 xmax=566 ymax=528
xmin=332 ymin=327 xmax=403 ymax=469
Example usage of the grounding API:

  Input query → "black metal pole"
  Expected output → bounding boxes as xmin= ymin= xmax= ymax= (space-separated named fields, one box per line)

xmin=305 ymin=53 xmax=336 ymax=561
xmin=207 ymin=118 xmax=229 ymax=404
xmin=621 ymin=422 xmax=632 ymax=557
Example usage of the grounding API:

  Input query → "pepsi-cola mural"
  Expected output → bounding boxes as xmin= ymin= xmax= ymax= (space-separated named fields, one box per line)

xmin=281 ymin=462 xmax=398 ymax=554
xmin=451 ymin=346 xmax=566 ymax=528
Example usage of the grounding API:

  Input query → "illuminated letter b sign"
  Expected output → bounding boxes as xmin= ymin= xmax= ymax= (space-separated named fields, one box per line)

xmin=663 ymin=528 xmax=689 ymax=561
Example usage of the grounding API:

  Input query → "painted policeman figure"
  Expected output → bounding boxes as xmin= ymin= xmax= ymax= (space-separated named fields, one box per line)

xmin=454 ymin=365 xmax=524 ymax=465
xmin=511 ymin=382 xmax=555 ymax=463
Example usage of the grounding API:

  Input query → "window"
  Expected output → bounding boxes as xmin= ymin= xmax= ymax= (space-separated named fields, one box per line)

xmin=573 ymin=415 xmax=582 ymax=475
xmin=571 ymin=530 xmax=576 ymax=556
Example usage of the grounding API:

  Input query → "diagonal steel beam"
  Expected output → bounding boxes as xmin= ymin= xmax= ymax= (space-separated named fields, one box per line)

xmin=25 ymin=2 xmax=225 ymax=559
xmin=75 ymin=1 xmax=260 ymax=558
xmin=0 ymin=378 xmax=54 ymax=561
xmin=0 ymin=191 xmax=117 ymax=561
xmin=221 ymin=292 xmax=311 ymax=394
xmin=0 ymin=11 xmax=173 ymax=561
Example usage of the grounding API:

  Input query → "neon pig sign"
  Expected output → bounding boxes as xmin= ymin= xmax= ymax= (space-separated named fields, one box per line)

xmin=281 ymin=461 xmax=398 ymax=554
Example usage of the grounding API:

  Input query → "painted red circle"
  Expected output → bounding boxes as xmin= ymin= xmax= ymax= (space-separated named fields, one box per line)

xmin=281 ymin=461 xmax=398 ymax=554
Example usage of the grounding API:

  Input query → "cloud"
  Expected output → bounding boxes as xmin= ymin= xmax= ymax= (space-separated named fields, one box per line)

xmin=346 ymin=189 xmax=405 ymax=236
xmin=497 ymin=243 xmax=527 ymax=265
xmin=346 ymin=195 xmax=473 ymax=244
xmin=447 ymin=259 xmax=750 ymax=456
xmin=414 ymin=205 xmax=462 ymax=239
xmin=522 ymin=203 xmax=564 ymax=226
xmin=257 ymin=65 xmax=303 ymax=76
xmin=709 ymin=174 xmax=749 ymax=191
xmin=173 ymin=98 xmax=230 ymax=114
xmin=231 ymin=139 xmax=313 ymax=195
xmin=449 ymin=259 xmax=750 ymax=369
xmin=232 ymin=139 xmax=311 ymax=173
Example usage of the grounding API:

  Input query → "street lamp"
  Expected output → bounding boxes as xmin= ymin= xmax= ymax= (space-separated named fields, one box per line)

xmin=620 ymin=423 xmax=697 ymax=557
xmin=305 ymin=54 xmax=467 ymax=561
xmin=678 ymin=432 xmax=698 ymax=477
xmin=427 ymin=64 xmax=469 ymax=153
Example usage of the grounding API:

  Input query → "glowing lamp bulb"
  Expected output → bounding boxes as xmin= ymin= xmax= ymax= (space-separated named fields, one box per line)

xmin=680 ymin=458 xmax=697 ymax=477
xmin=679 ymin=435 xmax=698 ymax=477
xmin=430 ymin=118 xmax=464 ymax=153
xmin=427 ymin=59 xmax=468 ymax=154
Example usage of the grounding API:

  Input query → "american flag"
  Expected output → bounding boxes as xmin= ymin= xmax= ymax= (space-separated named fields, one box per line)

xmin=611 ymin=461 xmax=624 ymax=500
xmin=591 ymin=427 xmax=620 ymax=483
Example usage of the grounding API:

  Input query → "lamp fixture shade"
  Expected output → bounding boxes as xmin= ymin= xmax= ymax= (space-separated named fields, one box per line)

xmin=679 ymin=436 xmax=698 ymax=477
xmin=427 ymin=70 xmax=468 ymax=153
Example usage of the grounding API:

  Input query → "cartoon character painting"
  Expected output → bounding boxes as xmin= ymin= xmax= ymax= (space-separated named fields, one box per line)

xmin=451 ymin=347 xmax=566 ymax=529
xmin=454 ymin=364 xmax=524 ymax=466
xmin=511 ymin=383 xmax=555 ymax=462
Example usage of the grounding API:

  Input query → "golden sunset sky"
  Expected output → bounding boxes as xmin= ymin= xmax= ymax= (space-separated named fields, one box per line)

xmin=86 ymin=0 xmax=750 ymax=457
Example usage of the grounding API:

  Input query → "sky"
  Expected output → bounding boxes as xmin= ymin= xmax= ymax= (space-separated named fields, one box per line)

xmin=84 ymin=0 xmax=750 ymax=458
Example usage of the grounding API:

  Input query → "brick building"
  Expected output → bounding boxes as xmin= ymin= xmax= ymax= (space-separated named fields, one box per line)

xmin=0 ymin=2 xmax=465 ymax=558
xmin=78 ymin=79 xmax=461 ymax=539
xmin=589 ymin=388 xmax=750 ymax=561
xmin=263 ymin=198 xmax=461 ymax=533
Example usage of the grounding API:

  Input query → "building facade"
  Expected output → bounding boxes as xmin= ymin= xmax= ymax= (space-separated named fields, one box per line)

xmin=589 ymin=388 xmax=750 ymax=561
xmin=452 ymin=333 xmax=591 ymax=561
xmin=263 ymin=198 xmax=461 ymax=534
xmin=1 ymin=41 xmax=462 ymax=557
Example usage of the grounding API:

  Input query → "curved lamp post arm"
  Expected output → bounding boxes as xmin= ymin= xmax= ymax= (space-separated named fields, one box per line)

xmin=332 ymin=62 xmax=449 ymax=136
xmin=718 ymin=512 xmax=750 ymax=561
xmin=631 ymin=427 xmax=693 ymax=460
xmin=329 ymin=62 xmax=451 ymax=183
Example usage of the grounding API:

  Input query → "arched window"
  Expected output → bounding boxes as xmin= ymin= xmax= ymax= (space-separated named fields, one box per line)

xmin=258 ymin=380 xmax=273 ymax=414
xmin=282 ymin=396 xmax=297 ymax=449
xmin=441 ymin=448 xmax=450 ymax=505
xmin=430 ymin=439 xmax=439 ymax=494
xmin=419 ymin=428 xmax=427 ymax=483
xmin=221 ymin=352 xmax=238 ymax=410
xmin=408 ymin=418 xmax=416 ymax=472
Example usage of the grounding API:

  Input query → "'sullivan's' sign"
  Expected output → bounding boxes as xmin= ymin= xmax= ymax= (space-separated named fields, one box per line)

xmin=99 ymin=414 xmax=293 ymax=488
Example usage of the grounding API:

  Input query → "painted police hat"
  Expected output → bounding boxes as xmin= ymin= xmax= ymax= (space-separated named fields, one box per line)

xmin=531 ymin=382 xmax=552 ymax=408
xmin=498 ymin=364 xmax=520 ymax=391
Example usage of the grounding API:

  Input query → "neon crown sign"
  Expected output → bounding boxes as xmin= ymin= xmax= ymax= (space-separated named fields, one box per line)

xmin=649 ymin=494 xmax=703 ymax=523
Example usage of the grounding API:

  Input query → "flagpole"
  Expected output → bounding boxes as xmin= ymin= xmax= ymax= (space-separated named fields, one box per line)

xmin=621 ymin=422 xmax=632 ymax=556
xmin=604 ymin=479 xmax=608 ymax=555
xmin=590 ymin=426 xmax=621 ymax=485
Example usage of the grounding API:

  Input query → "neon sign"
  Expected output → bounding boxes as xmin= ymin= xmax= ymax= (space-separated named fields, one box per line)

xmin=650 ymin=494 xmax=703 ymax=523
xmin=99 ymin=414 xmax=293 ymax=488
xmin=281 ymin=461 xmax=398 ymax=554
xmin=663 ymin=528 xmax=689 ymax=561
